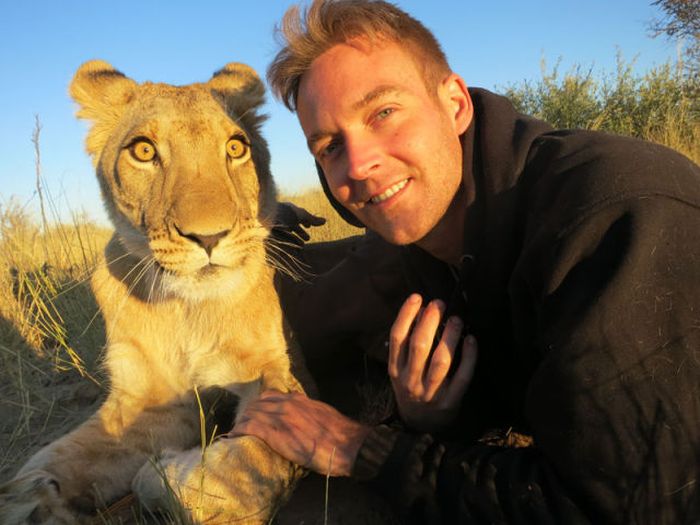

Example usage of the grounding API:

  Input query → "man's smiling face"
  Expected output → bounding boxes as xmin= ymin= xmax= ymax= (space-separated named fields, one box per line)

xmin=297 ymin=39 xmax=472 ymax=247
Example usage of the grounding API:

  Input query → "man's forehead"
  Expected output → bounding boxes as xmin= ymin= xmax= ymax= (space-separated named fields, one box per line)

xmin=299 ymin=37 xmax=416 ymax=91
xmin=298 ymin=53 xmax=417 ymax=116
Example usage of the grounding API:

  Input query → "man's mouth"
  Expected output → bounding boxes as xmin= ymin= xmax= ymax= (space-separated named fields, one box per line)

xmin=369 ymin=179 xmax=409 ymax=204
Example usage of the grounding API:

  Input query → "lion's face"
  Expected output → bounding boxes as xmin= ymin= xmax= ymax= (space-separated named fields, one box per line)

xmin=70 ymin=61 xmax=277 ymax=300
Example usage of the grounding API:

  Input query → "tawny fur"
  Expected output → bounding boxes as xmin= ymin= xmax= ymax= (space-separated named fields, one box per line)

xmin=0 ymin=60 xmax=306 ymax=524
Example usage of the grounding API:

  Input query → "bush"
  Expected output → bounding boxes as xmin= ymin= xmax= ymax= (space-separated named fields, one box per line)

xmin=502 ymin=55 xmax=700 ymax=163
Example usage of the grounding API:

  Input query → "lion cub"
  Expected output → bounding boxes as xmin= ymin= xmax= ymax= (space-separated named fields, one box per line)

xmin=0 ymin=61 xmax=307 ymax=523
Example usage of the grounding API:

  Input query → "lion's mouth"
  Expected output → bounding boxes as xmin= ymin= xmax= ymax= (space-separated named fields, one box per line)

xmin=153 ymin=256 xmax=251 ymax=292
xmin=152 ymin=261 xmax=224 ymax=278
xmin=198 ymin=264 xmax=222 ymax=277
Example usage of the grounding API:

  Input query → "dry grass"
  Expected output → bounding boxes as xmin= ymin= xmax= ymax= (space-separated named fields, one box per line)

xmin=279 ymin=187 xmax=364 ymax=243
xmin=0 ymin=200 xmax=111 ymax=480
xmin=646 ymin=106 xmax=700 ymax=164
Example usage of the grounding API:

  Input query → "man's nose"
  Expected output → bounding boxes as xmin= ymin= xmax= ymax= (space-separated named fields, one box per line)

xmin=345 ymin=134 xmax=381 ymax=181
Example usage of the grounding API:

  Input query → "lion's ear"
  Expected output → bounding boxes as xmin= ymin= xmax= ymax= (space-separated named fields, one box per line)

xmin=70 ymin=60 xmax=136 ymax=121
xmin=69 ymin=60 xmax=137 ymax=161
xmin=208 ymin=63 xmax=267 ymax=130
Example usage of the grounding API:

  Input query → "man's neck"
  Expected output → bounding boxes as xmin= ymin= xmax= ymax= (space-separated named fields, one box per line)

xmin=416 ymin=182 xmax=471 ymax=267
xmin=416 ymin=122 xmax=476 ymax=266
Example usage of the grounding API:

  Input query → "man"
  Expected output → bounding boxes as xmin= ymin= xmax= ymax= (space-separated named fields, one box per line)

xmin=233 ymin=0 xmax=700 ymax=523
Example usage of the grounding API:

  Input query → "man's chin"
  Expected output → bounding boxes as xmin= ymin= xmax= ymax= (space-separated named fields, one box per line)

xmin=371 ymin=223 xmax=424 ymax=246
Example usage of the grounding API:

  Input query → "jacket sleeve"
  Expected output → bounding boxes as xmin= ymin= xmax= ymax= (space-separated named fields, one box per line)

xmin=352 ymin=193 xmax=700 ymax=524
xmin=351 ymin=425 xmax=590 ymax=524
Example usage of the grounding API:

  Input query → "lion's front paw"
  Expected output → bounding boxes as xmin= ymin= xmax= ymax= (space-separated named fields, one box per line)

xmin=0 ymin=470 xmax=78 ymax=524
xmin=131 ymin=449 xmax=183 ymax=513
xmin=133 ymin=439 xmax=295 ymax=524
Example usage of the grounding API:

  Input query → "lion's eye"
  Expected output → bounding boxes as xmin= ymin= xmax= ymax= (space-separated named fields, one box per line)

xmin=130 ymin=140 xmax=157 ymax=162
xmin=226 ymin=137 xmax=248 ymax=160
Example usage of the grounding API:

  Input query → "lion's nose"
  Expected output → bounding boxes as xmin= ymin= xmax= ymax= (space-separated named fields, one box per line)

xmin=178 ymin=228 xmax=230 ymax=256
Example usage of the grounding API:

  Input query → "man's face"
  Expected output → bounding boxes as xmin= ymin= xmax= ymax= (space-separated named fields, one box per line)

xmin=297 ymin=39 xmax=472 ymax=246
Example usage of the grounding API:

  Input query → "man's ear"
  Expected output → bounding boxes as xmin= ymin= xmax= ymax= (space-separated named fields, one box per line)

xmin=439 ymin=73 xmax=473 ymax=135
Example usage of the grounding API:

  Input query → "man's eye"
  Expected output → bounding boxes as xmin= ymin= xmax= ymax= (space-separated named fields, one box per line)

xmin=376 ymin=107 xmax=395 ymax=120
xmin=320 ymin=141 xmax=341 ymax=158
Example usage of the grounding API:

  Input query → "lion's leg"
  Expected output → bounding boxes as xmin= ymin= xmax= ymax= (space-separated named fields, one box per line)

xmin=0 ymin=387 xmax=235 ymax=523
xmin=0 ymin=412 xmax=151 ymax=524
xmin=128 ymin=373 xmax=302 ymax=522
xmin=133 ymin=434 xmax=302 ymax=524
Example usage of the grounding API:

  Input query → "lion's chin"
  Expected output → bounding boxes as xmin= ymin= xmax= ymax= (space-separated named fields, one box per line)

xmin=161 ymin=265 xmax=257 ymax=303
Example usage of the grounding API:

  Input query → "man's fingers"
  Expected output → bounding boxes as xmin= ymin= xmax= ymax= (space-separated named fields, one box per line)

xmin=302 ymin=213 xmax=327 ymax=227
xmin=388 ymin=294 xmax=422 ymax=378
xmin=230 ymin=412 xmax=267 ymax=439
xmin=292 ymin=202 xmax=326 ymax=227
xmin=443 ymin=335 xmax=478 ymax=408
xmin=231 ymin=414 xmax=308 ymax=467
xmin=291 ymin=224 xmax=311 ymax=241
xmin=232 ymin=391 xmax=368 ymax=476
xmin=257 ymin=389 xmax=287 ymax=401
xmin=229 ymin=419 xmax=250 ymax=438
xmin=423 ymin=316 xmax=463 ymax=401
xmin=404 ymin=299 xmax=445 ymax=390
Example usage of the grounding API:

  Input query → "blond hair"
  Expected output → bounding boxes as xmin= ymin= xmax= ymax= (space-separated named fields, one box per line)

xmin=267 ymin=0 xmax=451 ymax=110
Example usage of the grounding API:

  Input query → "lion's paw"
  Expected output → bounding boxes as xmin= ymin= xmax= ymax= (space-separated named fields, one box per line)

xmin=131 ymin=449 xmax=184 ymax=512
xmin=0 ymin=470 xmax=78 ymax=524
xmin=133 ymin=440 xmax=289 ymax=524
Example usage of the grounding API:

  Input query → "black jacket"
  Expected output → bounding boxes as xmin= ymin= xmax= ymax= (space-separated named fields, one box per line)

xmin=290 ymin=88 xmax=700 ymax=524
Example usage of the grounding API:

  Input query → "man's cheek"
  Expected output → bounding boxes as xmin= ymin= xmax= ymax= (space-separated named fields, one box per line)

xmin=331 ymin=184 xmax=353 ymax=206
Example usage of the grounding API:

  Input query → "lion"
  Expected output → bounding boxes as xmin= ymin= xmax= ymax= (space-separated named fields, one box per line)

xmin=0 ymin=60 xmax=310 ymax=524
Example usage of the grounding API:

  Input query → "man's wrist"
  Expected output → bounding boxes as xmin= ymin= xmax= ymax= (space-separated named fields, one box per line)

xmin=350 ymin=424 xmax=400 ymax=481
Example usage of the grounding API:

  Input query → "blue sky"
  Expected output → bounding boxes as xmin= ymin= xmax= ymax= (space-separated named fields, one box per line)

xmin=0 ymin=1 xmax=678 ymax=224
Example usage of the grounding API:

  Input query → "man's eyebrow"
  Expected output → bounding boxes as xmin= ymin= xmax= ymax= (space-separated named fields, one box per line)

xmin=306 ymin=131 xmax=329 ymax=151
xmin=351 ymin=85 xmax=404 ymax=112
xmin=306 ymin=85 xmax=405 ymax=150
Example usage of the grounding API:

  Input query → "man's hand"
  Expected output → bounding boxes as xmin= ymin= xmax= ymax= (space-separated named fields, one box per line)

xmin=272 ymin=201 xmax=326 ymax=246
xmin=388 ymin=294 xmax=478 ymax=433
xmin=230 ymin=391 xmax=370 ymax=477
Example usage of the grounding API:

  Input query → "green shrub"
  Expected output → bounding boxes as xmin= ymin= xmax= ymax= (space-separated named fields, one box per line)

xmin=502 ymin=55 xmax=699 ymax=163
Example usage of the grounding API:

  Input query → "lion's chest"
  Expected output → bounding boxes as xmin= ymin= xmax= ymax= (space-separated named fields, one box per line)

xmin=105 ymin=303 xmax=286 ymax=402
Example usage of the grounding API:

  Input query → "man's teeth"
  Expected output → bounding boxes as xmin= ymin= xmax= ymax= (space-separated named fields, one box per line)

xmin=370 ymin=179 xmax=408 ymax=204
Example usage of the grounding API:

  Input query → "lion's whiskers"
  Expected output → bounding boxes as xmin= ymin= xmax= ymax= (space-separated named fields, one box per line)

xmin=80 ymin=250 xmax=152 ymax=336
xmin=108 ymin=254 xmax=162 ymax=328
xmin=264 ymin=237 xmax=311 ymax=283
